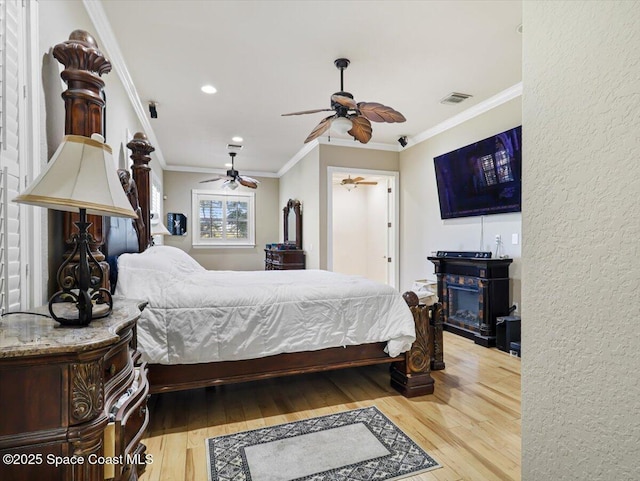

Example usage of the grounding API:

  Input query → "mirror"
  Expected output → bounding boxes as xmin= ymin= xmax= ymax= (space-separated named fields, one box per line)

xmin=283 ymin=199 xmax=302 ymax=249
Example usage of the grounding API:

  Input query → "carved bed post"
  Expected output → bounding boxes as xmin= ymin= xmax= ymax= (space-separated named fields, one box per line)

xmin=127 ymin=133 xmax=155 ymax=252
xmin=430 ymin=302 xmax=445 ymax=370
xmin=390 ymin=291 xmax=436 ymax=397
xmin=52 ymin=30 xmax=112 ymax=286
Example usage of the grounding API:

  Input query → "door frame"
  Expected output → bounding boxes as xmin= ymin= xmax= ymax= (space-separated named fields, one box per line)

xmin=326 ymin=166 xmax=400 ymax=289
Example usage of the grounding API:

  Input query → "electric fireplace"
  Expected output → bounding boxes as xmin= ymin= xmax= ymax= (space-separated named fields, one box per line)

xmin=428 ymin=254 xmax=512 ymax=347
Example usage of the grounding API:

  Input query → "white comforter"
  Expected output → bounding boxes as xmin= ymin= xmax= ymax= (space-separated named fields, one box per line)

xmin=115 ymin=246 xmax=415 ymax=365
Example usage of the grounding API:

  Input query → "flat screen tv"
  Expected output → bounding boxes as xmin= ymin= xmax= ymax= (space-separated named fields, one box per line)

xmin=434 ymin=126 xmax=522 ymax=219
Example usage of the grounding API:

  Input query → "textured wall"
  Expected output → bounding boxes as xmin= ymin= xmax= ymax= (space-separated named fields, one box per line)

xmin=522 ymin=2 xmax=640 ymax=480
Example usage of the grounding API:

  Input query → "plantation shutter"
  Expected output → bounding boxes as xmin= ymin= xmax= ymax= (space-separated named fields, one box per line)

xmin=0 ymin=0 xmax=22 ymax=314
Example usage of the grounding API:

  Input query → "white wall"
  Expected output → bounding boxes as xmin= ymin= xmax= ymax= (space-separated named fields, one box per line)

xmin=399 ymin=98 xmax=522 ymax=306
xmin=522 ymin=2 xmax=640 ymax=480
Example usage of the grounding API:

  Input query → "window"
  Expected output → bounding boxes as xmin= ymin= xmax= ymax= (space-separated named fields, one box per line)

xmin=192 ymin=190 xmax=255 ymax=247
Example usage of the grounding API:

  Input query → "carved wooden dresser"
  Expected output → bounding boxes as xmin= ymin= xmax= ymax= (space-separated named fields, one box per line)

xmin=264 ymin=248 xmax=306 ymax=270
xmin=0 ymin=298 xmax=149 ymax=481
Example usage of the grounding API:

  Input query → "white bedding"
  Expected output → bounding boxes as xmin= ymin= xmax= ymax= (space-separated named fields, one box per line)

xmin=115 ymin=246 xmax=415 ymax=365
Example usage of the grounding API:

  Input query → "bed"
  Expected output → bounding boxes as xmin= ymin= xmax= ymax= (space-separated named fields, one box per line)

xmin=106 ymin=135 xmax=444 ymax=398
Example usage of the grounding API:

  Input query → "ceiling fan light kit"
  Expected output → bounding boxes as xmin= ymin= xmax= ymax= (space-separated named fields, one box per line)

xmin=332 ymin=117 xmax=353 ymax=135
xmin=282 ymin=58 xmax=405 ymax=145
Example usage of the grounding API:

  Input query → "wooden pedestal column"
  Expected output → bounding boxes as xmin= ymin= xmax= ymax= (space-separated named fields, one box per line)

xmin=127 ymin=133 xmax=155 ymax=252
xmin=390 ymin=292 xmax=443 ymax=397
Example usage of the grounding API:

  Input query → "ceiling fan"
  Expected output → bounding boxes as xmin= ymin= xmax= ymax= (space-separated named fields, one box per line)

xmin=339 ymin=175 xmax=378 ymax=187
xmin=282 ymin=58 xmax=406 ymax=144
xmin=199 ymin=152 xmax=259 ymax=189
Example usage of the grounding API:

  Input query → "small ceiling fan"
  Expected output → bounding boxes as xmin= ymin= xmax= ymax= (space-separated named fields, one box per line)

xmin=282 ymin=58 xmax=406 ymax=144
xmin=340 ymin=175 xmax=378 ymax=187
xmin=199 ymin=152 xmax=259 ymax=189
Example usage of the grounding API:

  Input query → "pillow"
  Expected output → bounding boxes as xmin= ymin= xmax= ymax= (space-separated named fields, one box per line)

xmin=118 ymin=245 xmax=205 ymax=276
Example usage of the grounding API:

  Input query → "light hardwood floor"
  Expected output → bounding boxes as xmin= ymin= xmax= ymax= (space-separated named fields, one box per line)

xmin=140 ymin=331 xmax=521 ymax=481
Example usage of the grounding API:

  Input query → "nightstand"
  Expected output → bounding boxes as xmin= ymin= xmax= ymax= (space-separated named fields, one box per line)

xmin=0 ymin=298 xmax=149 ymax=481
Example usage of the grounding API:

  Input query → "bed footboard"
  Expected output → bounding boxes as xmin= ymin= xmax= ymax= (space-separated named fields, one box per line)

xmin=390 ymin=293 xmax=444 ymax=397
xmin=147 ymin=292 xmax=444 ymax=398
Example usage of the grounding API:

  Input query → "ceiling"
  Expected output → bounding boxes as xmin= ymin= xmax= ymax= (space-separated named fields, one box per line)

xmin=98 ymin=0 xmax=522 ymax=176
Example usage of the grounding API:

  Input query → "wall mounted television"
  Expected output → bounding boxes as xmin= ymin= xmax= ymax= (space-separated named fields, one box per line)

xmin=434 ymin=126 xmax=522 ymax=219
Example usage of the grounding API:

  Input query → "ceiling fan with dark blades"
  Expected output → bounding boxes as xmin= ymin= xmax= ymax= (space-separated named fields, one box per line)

xmin=200 ymin=152 xmax=259 ymax=189
xmin=340 ymin=175 xmax=378 ymax=186
xmin=282 ymin=58 xmax=406 ymax=144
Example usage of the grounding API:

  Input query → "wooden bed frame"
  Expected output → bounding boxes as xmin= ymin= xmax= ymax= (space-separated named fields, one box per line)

xmin=121 ymin=135 xmax=445 ymax=398
xmin=55 ymin=30 xmax=444 ymax=399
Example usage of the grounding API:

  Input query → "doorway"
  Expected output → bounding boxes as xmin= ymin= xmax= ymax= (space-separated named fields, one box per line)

xmin=327 ymin=167 xmax=399 ymax=288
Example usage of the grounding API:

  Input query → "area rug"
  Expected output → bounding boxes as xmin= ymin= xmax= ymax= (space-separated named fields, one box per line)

xmin=206 ymin=406 xmax=440 ymax=481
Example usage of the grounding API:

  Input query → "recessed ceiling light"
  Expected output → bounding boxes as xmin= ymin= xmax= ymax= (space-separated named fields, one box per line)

xmin=201 ymin=84 xmax=217 ymax=94
xmin=225 ymin=163 xmax=232 ymax=167
xmin=231 ymin=136 xmax=243 ymax=143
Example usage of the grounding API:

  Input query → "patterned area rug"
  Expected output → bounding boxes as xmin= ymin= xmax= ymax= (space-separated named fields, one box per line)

xmin=206 ymin=406 xmax=440 ymax=481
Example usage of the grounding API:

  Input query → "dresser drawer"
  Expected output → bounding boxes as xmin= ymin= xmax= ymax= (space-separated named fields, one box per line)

xmin=115 ymin=364 xmax=150 ymax=478
xmin=104 ymin=328 xmax=134 ymax=384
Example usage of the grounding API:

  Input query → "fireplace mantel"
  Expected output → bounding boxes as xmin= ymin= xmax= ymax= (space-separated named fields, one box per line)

xmin=428 ymin=256 xmax=512 ymax=347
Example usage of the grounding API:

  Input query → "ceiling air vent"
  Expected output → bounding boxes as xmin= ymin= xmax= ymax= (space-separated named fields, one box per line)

xmin=440 ymin=92 xmax=473 ymax=105
xmin=226 ymin=144 xmax=244 ymax=151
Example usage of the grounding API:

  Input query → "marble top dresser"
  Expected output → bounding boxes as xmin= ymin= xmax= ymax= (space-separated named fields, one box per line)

xmin=0 ymin=298 xmax=149 ymax=481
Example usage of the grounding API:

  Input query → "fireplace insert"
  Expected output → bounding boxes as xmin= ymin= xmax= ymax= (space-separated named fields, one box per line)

xmin=428 ymin=255 xmax=512 ymax=347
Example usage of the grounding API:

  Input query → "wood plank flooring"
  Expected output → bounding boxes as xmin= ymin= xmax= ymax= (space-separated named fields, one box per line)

xmin=140 ymin=331 xmax=521 ymax=481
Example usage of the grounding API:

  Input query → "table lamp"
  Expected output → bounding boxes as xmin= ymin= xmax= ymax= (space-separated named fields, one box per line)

xmin=150 ymin=212 xmax=171 ymax=245
xmin=13 ymin=134 xmax=137 ymax=326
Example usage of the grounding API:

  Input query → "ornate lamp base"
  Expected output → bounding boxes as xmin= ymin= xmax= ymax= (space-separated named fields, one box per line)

xmin=49 ymin=209 xmax=113 ymax=326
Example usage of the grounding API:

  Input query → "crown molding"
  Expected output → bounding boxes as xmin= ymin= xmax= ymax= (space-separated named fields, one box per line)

xmin=317 ymin=137 xmax=398 ymax=151
xmin=409 ymin=82 xmax=522 ymax=147
xmin=279 ymin=136 xmax=399 ymax=177
xmin=277 ymin=139 xmax=320 ymax=177
xmin=82 ymin=0 xmax=167 ymax=169
xmin=164 ymin=164 xmax=279 ymax=178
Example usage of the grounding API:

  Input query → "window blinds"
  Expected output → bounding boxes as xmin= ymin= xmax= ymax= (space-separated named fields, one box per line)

xmin=0 ymin=0 xmax=22 ymax=314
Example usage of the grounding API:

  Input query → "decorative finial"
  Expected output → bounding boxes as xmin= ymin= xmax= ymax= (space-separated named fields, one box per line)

xmin=69 ymin=29 xmax=98 ymax=48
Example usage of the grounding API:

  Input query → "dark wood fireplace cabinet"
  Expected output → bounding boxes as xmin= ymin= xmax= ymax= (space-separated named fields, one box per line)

xmin=428 ymin=256 xmax=512 ymax=347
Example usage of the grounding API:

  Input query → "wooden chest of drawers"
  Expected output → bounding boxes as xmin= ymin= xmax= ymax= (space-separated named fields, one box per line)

xmin=0 ymin=298 xmax=149 ymax=481
xmin=264 ymin=249 xmax=305 ymax=270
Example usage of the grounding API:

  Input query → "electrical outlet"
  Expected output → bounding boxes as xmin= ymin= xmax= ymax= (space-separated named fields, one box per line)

xmin=513 ymin=302 xmax=519 ymax=313
xmin=495 ymin=234 xmax=501 ymax=243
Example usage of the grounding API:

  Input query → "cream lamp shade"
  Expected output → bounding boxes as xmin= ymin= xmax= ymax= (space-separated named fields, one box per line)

xmin=151 ymin=221 xmax=171 ymax=236
xmin=14 ymin=133 xmax=137 ymax=219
